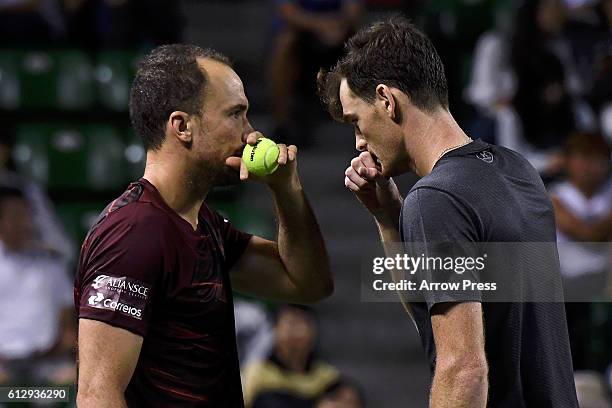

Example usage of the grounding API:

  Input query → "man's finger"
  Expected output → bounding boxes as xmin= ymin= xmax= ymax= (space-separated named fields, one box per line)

xmin=225 ymin=156 xmax=241 ymax=171
xmin=345 ymin=177 xmax=361 ymax=192
xmin=358 ymin=152 xmax=388 ymax=185
xmin=246 ymin=131 xmax=261 ymax=145
xmin=357 ymin=165 xmax=378 ymax=181
xmin=287 ymin=145 xmax=298 ymax=162
xmin=345 ymin=167 xmax=370 ymax=188
xmin=226 ymin=156 xmax=249 ymax=181
xmin=277 ymin=144 xmax=288 ymax=165
xmin=240 ymin=159 xmax=249 ymax=181
xmin=359 ymin=151 xmax=377 ymax=168
xmin=350 ymin=157 xmax=377 ymax=181
xmin=350 ymin=156 xmax=363 ymax=169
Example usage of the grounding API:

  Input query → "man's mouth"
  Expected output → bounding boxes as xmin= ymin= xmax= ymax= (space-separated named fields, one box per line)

xmin=232 ymin=146 xmax=245 ymax=158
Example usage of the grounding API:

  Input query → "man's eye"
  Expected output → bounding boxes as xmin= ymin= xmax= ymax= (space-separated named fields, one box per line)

xmin=231 ymin=111 xmax=241 ymax=118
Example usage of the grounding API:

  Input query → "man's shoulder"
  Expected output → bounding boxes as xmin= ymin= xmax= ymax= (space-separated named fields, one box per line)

xmin=410 ymin=143 xmax=540 ymax=202
xmin=93 ymin=200 xmax=173 ymax=235
xmin=83 ymin=189 xmax=176 ymax=251
xmin=409 ymin=158 xmax=479 ymax=199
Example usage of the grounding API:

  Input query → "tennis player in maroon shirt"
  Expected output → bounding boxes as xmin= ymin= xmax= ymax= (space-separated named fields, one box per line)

xmin=74 ymin=45 xmax=333 ymax=407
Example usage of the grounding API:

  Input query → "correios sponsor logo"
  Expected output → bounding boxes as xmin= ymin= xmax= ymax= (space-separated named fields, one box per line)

xmin=88 ymin=292 xmax=104 ymax=305
xmin=91 ymin=274 xmax=149 ymax=298
xmin=87 ymin=291 xmax=143 ymax=319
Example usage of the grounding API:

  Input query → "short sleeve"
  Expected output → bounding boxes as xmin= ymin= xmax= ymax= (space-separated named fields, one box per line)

xmin=402 ymin=188 xmax=482 ymax=311
xmin=76 ymin=208 xmax=168 ymax=337
xmin=212 ymin=211 xmax=253 ymax=270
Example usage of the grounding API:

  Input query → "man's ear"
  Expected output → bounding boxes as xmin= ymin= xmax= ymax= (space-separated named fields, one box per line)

xmin=168 ymin=111 xmax=193 ymax=146
xmin=375 ymin=84 xmax=401 ymax=124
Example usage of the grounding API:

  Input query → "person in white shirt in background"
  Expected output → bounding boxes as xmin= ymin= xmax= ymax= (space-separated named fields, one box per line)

xmin=0 ymin=186 xmax=76 ymax=386
xmin=0 ymin=134 xmax=75 ymax=263
xmin=234 ymin=298 xmax=273 ymax=370
xmin=549 ymin=132 xmax=612 ymax=406
xmin=550 ymin=132 xmax=612 ymax=296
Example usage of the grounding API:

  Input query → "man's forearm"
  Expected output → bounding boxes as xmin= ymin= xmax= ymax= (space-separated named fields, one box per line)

xmin=374 ymin=207 xmax=420 ymax=321
xmin=77 ymin=389 xmax=127 ymax=408
xmin=270 ymin=180 xmax=332 ymax=299
xmin=430 ymin=366 xmax=488 ymax=408
xmin=375 ymin=211 xmax=401 ymax=245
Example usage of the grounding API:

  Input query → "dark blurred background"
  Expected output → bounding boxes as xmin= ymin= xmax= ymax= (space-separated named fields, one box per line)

xmin=0 ymin=0 xmax=611 ymax=407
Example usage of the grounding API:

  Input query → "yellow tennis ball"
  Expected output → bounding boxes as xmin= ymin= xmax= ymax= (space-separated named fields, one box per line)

xmin=242 ymin=137 xmax=280 ymax=177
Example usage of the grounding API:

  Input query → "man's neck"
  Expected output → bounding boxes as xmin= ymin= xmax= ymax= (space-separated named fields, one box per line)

xmin=143 ymin=155 xmax=211 ymax=231
xmin=407 ymin=110 xmax=472 ymax=177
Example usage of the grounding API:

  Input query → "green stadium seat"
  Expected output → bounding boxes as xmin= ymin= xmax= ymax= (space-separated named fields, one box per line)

xmin=209 ymin=200 xmax=275 ymax=239
xmin=124 ymin=129 xmax=146 ymax=181
xmin=4 ymin=50 xmax=94 ymax=110
xmin=56 ymin=202 xmax=107 ymax=244
xmin=55 ymin=50 xmax=96 ymax=110
xmin=96 ymin=51 xmax=142 ymax=111
xmin=87 ymin=125 xmax=128 ymax=190
xmin=0 ymin=50 xmax=20 ymax=110
xmin=13 ymin=123 xmax=127 ymax=190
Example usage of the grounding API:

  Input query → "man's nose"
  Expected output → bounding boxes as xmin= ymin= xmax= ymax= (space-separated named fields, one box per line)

xmin=243 ymin=118 xmax=255 ymax=138
xmin=355 ymin=134 xmax=367 ymax=152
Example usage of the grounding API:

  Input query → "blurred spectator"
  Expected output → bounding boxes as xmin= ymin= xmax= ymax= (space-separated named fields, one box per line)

xmin=588 ymin=0 xmax=612 ymax=141
xmin=0 ymin=0 xmax=65 ymax=44
xmin=465 ymin=0 xmax=600 ymax=175
xmin=423 ymin=0 xmax=514 ymax=125
xmin=0 ymin=134 xmax=74 ymax=262
xmin=549 ymin=132 xmax=612 ymax=369
xmin=466 ymin=25 xmax=567 ymax=174
xmin=0 ymin=186 xmax=75 ymax=386
xmin=235 ymin=298 xmax=274 ymax=369
xmin=563 ymin=0 xmax=611 ymax=99
xmin=315 ymin=377 xmax=365 ymax=408
xmin=551 ymin=132 xmax=612 ymax=281
xmin=511 ymin=0 xmax=578 ymax=150
xmin=243 ymin=304 xmax=340 ymax=408
xmin=268 ymin=0 xmax=363 ymax=147
xmin=464 ymin=28 xmax=515 ymax=143
xmin=593 ymin=49 xmax=612 ymax=142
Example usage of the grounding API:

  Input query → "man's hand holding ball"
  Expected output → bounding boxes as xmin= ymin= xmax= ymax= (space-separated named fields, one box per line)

xmin=226 ymin=131 xmax=299 ymax=189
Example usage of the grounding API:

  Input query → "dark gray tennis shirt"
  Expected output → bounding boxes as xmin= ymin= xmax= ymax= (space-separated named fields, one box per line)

xmin=400 ymin=139 xmax=578 ymax=407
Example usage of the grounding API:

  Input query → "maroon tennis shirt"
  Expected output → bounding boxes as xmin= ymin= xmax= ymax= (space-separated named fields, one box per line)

xmin=75 ymin=178 xmax=252 ymax=407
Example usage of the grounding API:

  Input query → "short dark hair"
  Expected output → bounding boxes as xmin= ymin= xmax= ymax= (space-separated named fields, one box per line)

xmin=129 ymin=44 xmax=231 ymax=151
xmin=317 ymin=15 xmax=448 ymax=121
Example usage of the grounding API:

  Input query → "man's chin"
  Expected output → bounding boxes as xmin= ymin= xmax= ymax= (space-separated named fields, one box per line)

xmin=383 ymin=159 xmax=414 ymax=178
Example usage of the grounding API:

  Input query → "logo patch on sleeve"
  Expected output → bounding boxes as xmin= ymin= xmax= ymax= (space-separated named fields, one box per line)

xmin=475 ymin=151 xmax=494 ymax=163
xmin=84 ymin=274 xmax=151 ymax=320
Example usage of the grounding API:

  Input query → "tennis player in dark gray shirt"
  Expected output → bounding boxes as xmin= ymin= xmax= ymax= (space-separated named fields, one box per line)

xmin=318 ymin=16 xmax=578 ymax=407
